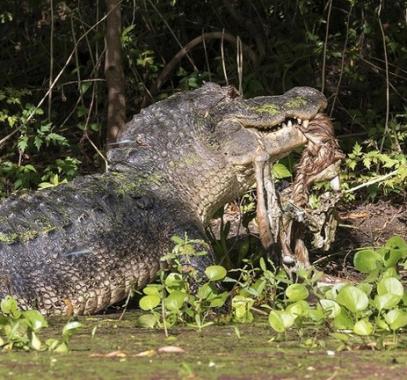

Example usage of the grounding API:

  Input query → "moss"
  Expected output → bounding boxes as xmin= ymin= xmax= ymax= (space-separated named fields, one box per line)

xmin=252 ymin=103 xmax=280 ymax=115
xmin=0 ymin=232 xmax=19 ymax=244
xmin=0 ymin=225 xmax=57 ymax=244
xmin=110 ymin=171 xmax=163 ymax=196
xmin=285 ymin=96 xmax=307 ymax=109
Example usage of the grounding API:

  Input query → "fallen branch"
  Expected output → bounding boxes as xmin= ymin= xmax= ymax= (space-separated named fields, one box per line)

xmin=344 ymin=169 xmax=399 ymax=193
xmin=141 ymin=32 xmax=257 ymax=107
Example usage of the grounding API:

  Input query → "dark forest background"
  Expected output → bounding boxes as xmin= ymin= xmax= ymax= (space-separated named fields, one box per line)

xmin=0 ymin=0 xmax=405 ymax=199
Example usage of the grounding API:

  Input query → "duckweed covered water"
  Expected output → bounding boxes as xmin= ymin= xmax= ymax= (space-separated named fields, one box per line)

xmin=0 ymin=311 xmax=406 ymax=379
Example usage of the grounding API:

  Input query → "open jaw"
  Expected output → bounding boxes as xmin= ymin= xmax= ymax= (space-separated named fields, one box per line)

xmin=249 ymin=112 xmax=344 ymax=273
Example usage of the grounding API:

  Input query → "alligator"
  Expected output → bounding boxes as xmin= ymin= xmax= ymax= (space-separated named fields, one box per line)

xmin=0 ymin=83 xmax=342 ymax=316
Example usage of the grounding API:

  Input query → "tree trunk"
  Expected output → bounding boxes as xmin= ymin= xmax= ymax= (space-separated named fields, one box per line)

xmin=105 ymin=0 xmax=126 ymax=145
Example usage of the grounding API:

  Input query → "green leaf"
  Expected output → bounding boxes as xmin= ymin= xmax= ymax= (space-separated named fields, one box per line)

xmin=143 ymin=284 xmax=162 ymax=295
xmin=286 ymin=300 xmax=309 ymax=317
xmin=381 ymin=267 xmax=399 ymax=279
xmin=320 ymin=299 xmax=341 ymax=318
xmin=62 ymin=321 xmax=82 ymax=338
xmin=165 ymin=291 xmax=187 ymax=311
xmin=353 ymin=249 xmax=382 ymax=273
xmin=209 ymin=292 xmax=228 ymax=308
xmin=23 ymin=310 xmax=48 ymax=331
xmin=376 ymin=318 xmax=390 ymax=331
xmin=272 ymin=163 xmax=292 ymax=179
xmin=205 ymin=265 xmax=227 ymax=281
xmin=386 ymin=236 xmax=407 ymax=257
xmin=357 ymin=283 xmax=373 ymax=296
xmin=137 ymin=314 xmax=158 ymax=328
xmin=336 ymin=285 xmax=369 ymax=313
xmin=17 ymin=135 xmax=29 ymax=153
xmin=268 ymin=311 xmax=285 ymax=333
xmin=197 ymin=283 xmax=212 ymax=299
xmin=1 ymin=296 xmax=21 ymax=318
xmin=45 ymin=338 xmax=60 ymax=351
xmin=285 ymin=284 xmax=309 ymax=302
xmin=308 ymin=306 xmax=325 ymax=322
xmin=333 ymin=309 xmax=354 ymax=330
xmin=139 ymin=295 xmax=161 ymax=310
xmin=379 ymin=247 xmax=402 ymax=269
xmin=54 ymin=342 xmax=69 ymax=353
xmin=353 ymin=319 xmax=373 ymax=336
xmin=279 ymin=311 xmax=297 ymax=329
xmin=377 ymin=277 xmax=404 ymax=297
xmin=30 ymin=332 xmax=42 ymax=351
xmin=164 ymin=273 xmax=185 ymax=291
xmin=374 ymin=294 xmax=401 ymax=310
xmin=385 ymin=309 xmax=407 ymax=331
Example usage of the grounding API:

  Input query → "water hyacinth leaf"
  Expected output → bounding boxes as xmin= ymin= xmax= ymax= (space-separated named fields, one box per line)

xmin=232 ymin=296 xmax=254 ymax=323
xmin=197 ymin=283 xmax=212 ymax=299
xmin=320 ymin=299 xmax=341 ymax=318
xmin=381 ymin=267 xmax=399 ymax=279
xmin=357 ymin=283 xmax=373 ymax=296
xmin=330 ymin=332 xmax=350 ymax=343
xmin=286 ymin=300 xmax=309 ymax=317
xmin=353 ymin=319 xmax=373 ymax=336
xmin=385 ymin=309 xmax=407 ymax=331
xmin=402 ymin=293 xmax=407 ymax=306
xmin=205 ymin=265 xmax=227 ymax=281
xmin=209 ymin=292 xmax=228 ymax=308
xmin=23 ymin=310 xmax=48 ymax=331
xmin=285 ymin=284 xmax=309 ymax=302
xmin=364 ymin=269 xmax=380 ymax=283
xmin=139 ymin=295 xmax=161 ymax=311
xmin=1 ymin=296 xmax=21 ymax=318
xmin=333 ymin=309 xmax=354 ymax=330
xmin=268 ymin=310 xmax=296 ymax=332
xmin=279 ymin=311 xmax=297 ymax=329
xmin=62 ymin=321 xmax=82 ymax=338
xmin=46 ymin=338 xmax=60 ymax=351
xmin=165 ymin=291 xmax=187 ymax=311
xmin=377 ymin=277 xmax=404 ymax=297
xmin=353 ymin=249 xmax=382 ymax=273
xmin=336 ymin=286 xmax=369 ymax=313
xmin=374 ymin=294 xmax=401 ymax=311
xmin=138 ymin=314 xmax=158 ymax=328
xmin=143 ymin=284 xmax=162 ymax=295
xmin=385 ymin=236 xmax=407 ymax=257
xmin=165 ymin=273 xmax=185 ymax=291
xmin=308 ymin=306 xmax=325 ymax=322
xmin=379 ymin=247 xmax=402 ymax=269
xmin=54 ymin=342 xmax=69 ymax=353
xmin=30 ymin=332 xmax=42 ymax=351
xmin=376 ymin=318 xmax=390 ymax=331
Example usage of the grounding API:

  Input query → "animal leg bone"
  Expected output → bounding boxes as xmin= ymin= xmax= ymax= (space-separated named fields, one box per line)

xmin=253 ymin=151 xmax=274 ymax=249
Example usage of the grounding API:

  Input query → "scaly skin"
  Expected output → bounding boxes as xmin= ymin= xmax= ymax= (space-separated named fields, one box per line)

xmin=0 ymin=83 xmax=330 ymax=315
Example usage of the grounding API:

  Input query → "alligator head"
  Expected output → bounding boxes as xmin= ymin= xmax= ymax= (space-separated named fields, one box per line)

xmin=205 ymin=85 xmax=343 ymax=265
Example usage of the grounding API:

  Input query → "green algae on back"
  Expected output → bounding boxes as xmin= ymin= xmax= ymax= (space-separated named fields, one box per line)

xmin=252 ymin=103 xmax=280 ymax=115
xmin=285 ymin=96 xmax=307 ymax=109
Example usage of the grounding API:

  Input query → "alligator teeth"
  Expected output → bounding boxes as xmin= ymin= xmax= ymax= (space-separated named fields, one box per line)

xmin=302 ymin=119 xmax=309 ymax=128
xmin=287 ymin=120 xmax=292 ymax=127
xmin=297 ymin=118 xmax=302 ymax=124
xmin=282 ymin=122 xmax=287 ymax=128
